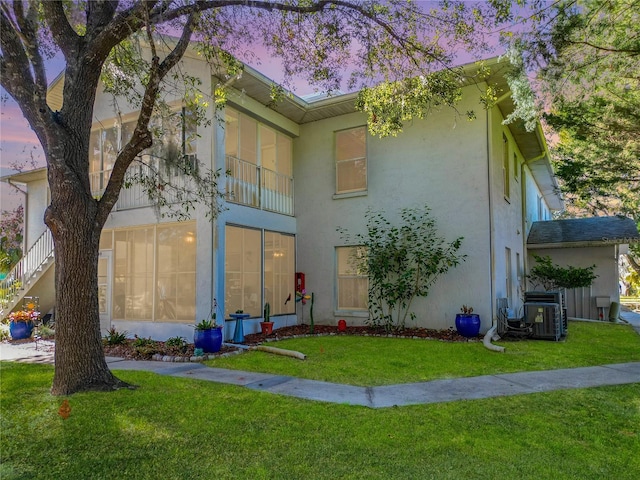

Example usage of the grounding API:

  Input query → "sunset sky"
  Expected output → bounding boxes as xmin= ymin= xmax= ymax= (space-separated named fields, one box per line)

xmin=0 ymin=1 xmax=513 ymax=214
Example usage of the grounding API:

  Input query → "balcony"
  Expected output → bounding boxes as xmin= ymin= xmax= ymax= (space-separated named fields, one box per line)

xmin=225 ymin=155 xmax=294 ymax=216
xmin=90 ymin=161 xmax=195 ymax=211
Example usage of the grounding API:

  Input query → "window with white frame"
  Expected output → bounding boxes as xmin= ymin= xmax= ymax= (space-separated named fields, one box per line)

xmin=225 ymin=225 xmax=296 ymax=318
xmin=335 ymin=126 xmax=367 ymax=194
xmin=336 ymin=246 xmax=368 ymax=311
xmin=224 ymin=107 xmax=293 ymax=212
xmin=502 ymin=133 xmax=510 ymax=199
xmin=89 ymin=106 xmax=197 ymax=195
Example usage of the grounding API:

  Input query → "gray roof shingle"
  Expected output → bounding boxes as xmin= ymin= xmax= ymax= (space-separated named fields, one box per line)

xmin=527 ymin=216 xmax=640 ymax=247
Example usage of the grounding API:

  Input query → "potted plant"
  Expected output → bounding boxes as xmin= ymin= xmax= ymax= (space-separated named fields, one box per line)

xmin=7 ymin=308 xmax=39 ymax=340
xmin=193 ymin=313 xmax=223 ymax=353
xmin=455 ymin=305 xmax=481 ymax=338
xmin=260 ymin=302 xmax=274 ymax=335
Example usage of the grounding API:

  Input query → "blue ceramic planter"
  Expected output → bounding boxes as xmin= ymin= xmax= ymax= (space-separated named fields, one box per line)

xmin=455 ymin=314 xmax=481 ymax=338
xmin=10 ymin=321 xmax=34 ymax=340
xmin=194 ymin=327 xmax=223 ymax=353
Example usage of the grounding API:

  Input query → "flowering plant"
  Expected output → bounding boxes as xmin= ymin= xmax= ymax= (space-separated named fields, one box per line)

xmin=8 ymin=309 xmax=40 ymax=323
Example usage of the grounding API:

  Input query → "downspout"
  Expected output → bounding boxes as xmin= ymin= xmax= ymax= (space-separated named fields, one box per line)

xmin=483 ymin=108 xmax=505 ymax=353
xmin=485 ymin=109 xmax=495 ymax=327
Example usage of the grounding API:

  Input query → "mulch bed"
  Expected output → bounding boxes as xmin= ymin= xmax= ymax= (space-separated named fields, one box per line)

xmin=103 ymin=324 xmax=475 ymax=361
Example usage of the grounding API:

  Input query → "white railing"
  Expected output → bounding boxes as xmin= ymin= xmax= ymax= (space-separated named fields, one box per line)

xmin=90 ymin=162 xmax=194 ymax=211
xmin=225 ymin=155 xmax=294 ymax=216
xmin=0 ymin=229 xmax=54 ymax=313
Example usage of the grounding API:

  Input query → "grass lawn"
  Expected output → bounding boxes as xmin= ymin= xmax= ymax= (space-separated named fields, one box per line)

xmin=206 ymin=321 xmax=640 ymax=386
xmin=1 ymin=362 xmax=639 ymax=480
xmin=1 ymin=320 xmax=639 ymax=479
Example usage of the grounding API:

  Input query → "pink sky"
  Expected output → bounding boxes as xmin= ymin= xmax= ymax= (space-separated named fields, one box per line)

xmin=0 ymin=0 xmax=514 ymax=212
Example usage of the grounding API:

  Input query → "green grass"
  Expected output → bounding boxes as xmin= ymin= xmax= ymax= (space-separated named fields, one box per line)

xmin=206 ymin=321 xmax=640 ymax=386
xmin=1 ymin=362 xmax=639 ymax=479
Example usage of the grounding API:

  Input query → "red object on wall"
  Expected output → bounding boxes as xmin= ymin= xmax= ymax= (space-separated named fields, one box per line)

xmin=337 ymin=319 xmax=347 ymax=332
xmin=295 ymin=272 xmax=305 ymax=292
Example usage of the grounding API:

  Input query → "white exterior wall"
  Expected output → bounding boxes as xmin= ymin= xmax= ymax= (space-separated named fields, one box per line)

xmin=487 ymin=108 xmax=528 ymax=313
xmin=93 ymin=52 xmax=219 ymax=340
xmin=528 ymin=245 xmax=619 ymax=320
xmin=294 ymin=86 xmax=494 ymax=332
xmin=524 ymin=165 xmax=552 ymax=235
xmin=25 ymin=177 xmax=49 ymax=250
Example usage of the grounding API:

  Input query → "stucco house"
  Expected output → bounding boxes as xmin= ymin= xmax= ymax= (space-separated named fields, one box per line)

xmin=7 ymin=52 xmax=621 ymax=341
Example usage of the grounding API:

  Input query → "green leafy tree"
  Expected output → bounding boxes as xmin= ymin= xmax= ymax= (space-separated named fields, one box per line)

xmin=1 ymin=0 xmax=513 ymax=394
xmin=506 ymin=0 xmax=640 ymax=274
xmin=338 ymin=206 xmax=466 ymax=331
xmin=528 ymin=254 xmax=597 ymax=291
xmin=0 ymin=205 xmax=23 ymax=274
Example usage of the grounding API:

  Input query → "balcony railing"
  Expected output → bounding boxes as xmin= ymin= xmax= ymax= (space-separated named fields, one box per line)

xmin=90 ymin=161 xmax=194 ymax=211
xmin=225 ymin=155 xmax=294 ymax=216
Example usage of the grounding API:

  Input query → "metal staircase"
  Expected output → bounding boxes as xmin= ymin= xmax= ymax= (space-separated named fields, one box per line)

xmin=0 ymin=229 xmax=54 ymax=317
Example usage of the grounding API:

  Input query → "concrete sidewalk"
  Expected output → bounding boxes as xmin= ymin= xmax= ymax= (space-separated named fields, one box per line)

xmin=105 ymin=357 xmax=640 ymax=408
xmin=2 ymin=339 xmax=639 ymax=408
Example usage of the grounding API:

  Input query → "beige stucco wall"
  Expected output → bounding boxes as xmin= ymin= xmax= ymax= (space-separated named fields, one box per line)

xmin=294 ymin=86 xmax=495 ymax=331
xmin=527 ymin=245 xmax=619 ymax=320
xmin=24 ymin=177 xmax=49 ymax=250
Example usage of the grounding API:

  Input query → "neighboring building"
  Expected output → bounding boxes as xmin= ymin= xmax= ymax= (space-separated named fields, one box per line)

xmin=527 ymin=216 xmax=640 ymax=320
xmin=3 ymin=54 xmax=577 ymax=340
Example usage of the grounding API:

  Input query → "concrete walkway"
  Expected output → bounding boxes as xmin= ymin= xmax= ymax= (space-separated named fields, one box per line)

xmin=104 ymin=357 xmax=640 ymax=408
xmin=2 ymin=337 xmax=639 ymax=409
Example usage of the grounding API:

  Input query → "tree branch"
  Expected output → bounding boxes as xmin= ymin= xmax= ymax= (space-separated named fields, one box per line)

xmin=95 ymin=12 xmax=197 ymax=228
xmin=41 ymin=1 xmax=80 ymax=59
xmin=0 ymin=2 xmax=50 ymax=147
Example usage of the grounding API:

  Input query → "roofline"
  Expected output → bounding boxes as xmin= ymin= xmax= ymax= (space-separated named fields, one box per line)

xmin=528 ymin=240 xmax=637 ymax=249
xmin=1 ymin=167 xmax=48 ymax=184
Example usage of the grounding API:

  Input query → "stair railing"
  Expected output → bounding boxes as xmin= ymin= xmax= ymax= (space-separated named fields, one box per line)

xmin=0 ymin=229 xmax=54 ymax=314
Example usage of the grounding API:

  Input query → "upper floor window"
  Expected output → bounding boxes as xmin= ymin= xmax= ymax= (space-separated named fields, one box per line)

xmin=513 ymin=152 xmax=519 ymax=182
xmin=89 ymin=106 xmax=197 ymax=194
xmin=225 ymin=107 xmax=292 ymax=177
xmin=502 ymin=133 xmax=510 ymax=199
xmin=224 ymin=107 xmax=293 ymax=215
xmin=335 ymin=126 xmax=367 ymax=195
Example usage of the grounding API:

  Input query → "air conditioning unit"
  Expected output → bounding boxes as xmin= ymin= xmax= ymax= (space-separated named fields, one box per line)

xmin=524 ymin=301 xmax=563 ymax=341
xmin=525 ymin=291 xmax=567 ymax=334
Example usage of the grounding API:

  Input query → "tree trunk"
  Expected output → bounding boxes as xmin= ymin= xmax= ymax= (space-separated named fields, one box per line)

xmin=47 ymin=155 xmax=130 ymax=395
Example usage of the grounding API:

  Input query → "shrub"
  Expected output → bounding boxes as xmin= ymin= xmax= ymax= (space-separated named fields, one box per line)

xmin=103 ymin=327 xmax=128 ymax=345
xmin=528 ymin=254 xmax=597 ymax=290
xmin=165 ymin=336 xmax=188 ymax=354
xmin=338 ymin=205 xmax=466 ymax=331
xmin=132 ymin=336 xmax=160 ymax=358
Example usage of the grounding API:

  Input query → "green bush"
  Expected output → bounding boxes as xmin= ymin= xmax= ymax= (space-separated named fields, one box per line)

xmin=338 ymin=205 xmax=465 ymax=331
xmin=528 ymin=254 xmax=597 ymax=290
xmin=103 ymin=327 xmax=128 ymax=345
xmin=132 ymin=336 xmax=159 ymax=358
xmin=165 ymin=336 xmax=188 ymax=354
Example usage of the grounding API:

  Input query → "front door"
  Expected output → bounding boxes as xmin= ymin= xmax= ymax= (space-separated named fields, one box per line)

xmin=98 ymin=250 xmax=112 ymax=334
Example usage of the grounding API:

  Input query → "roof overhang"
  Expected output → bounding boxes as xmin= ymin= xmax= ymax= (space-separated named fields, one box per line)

xmin=1 ymin=167 xmax=47 ymax=184
xmin=487 ymin=59 xmax=563 ymax=211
